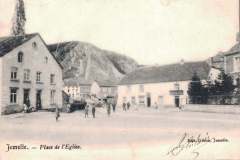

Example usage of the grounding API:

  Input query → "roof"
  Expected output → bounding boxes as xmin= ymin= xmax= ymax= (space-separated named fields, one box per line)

xmin=0 ymin=33 xmax=63 ymax=69
xmin=119 ymin=61 xmax=211 ymax=85
xmin=225 ymin=42 xmax=240 ymax=56
xmin=47 ymin=41 xmax=79 ymax=53
xmin=64 ymin=78 xmax=117 ymax=87
xmin=0 ymin=33 xmax=37 ymax=57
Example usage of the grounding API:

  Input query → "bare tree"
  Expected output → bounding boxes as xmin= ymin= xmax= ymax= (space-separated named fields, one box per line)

xmin=11 ymin=0 xmax=26 ymax=36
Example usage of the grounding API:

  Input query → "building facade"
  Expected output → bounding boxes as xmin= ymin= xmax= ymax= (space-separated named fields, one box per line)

xmin=0 ymin=34 xmax=63 ymax=114
xmin=117 ymin=61 xmax=211 ymax=107
xmin=64 ymin=80 xmax=117 ymax=101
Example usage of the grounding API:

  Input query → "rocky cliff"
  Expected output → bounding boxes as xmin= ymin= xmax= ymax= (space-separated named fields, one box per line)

xmin=48 ymin=41 xmax=139 ymax=84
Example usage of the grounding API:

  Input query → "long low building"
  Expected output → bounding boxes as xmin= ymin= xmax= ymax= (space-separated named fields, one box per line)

xmin=117 ymin=61 xmax=214 ymax=108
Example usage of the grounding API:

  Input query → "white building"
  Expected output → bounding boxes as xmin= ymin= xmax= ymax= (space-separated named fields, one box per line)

xmin=0 ymin=33 xmax=63 ymax=115
xmin=64 ymin=79 xmax=117 ymax=101
xmin=117 ymin=61 xmax=213 ymax=107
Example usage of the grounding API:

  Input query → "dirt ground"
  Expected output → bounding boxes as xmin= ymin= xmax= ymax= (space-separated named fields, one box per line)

xmin=0 ymin=106 xmax=240 ymax=160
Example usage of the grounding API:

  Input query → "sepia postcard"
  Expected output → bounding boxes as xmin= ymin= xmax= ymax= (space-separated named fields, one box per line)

xmin=0 ymin=0 xmax=240 ymax=159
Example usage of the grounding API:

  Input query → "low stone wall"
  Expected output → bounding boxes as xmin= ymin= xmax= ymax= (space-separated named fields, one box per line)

xmin=1 ymin=104 xmax=24 ymax=115
xmin=183 ymin=104 xmax=240 ymax=114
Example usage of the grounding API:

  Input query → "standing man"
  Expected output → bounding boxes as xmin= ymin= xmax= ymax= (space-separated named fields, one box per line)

xmin=92 ymin=103 xmax=96 ymax=118
xmin=122 ymin=102 xmax=126 ymax=111
xmin=85 ymin=104 xmax=89 ymax=118
xmin=55 ymin=106 xmax=60 ymax=122
xmin=107 ymin=102 xmax=111 ymax=116
xmin=127 ymin=102 xmax=131 ymax=110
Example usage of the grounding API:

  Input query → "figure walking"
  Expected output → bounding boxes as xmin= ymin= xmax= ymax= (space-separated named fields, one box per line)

xmin=55 ymin=106 xmax=60 ymax=122
xmin=112 ymin=103 xmax=116 ymax=112
xmin=92 ymin=104 xmax=96 ymax=118
xmin=107 ymin=103 xmax=111 ymax=116
xmin=127 ymin=102 xmax=131 ymax=110
xmin=85 ymin=104 xmax=89 ymax=118
xmin=122 ymin=102 xmax=126 ymax=111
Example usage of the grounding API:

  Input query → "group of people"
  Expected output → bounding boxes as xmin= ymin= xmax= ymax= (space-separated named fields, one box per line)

xmin=84 ymin=103 xmax=96 ymax=118
xmin=84 ymin=96 xmax=117 ymax=118
xmin=23 ymin=98 xmax=36 ymax=113
xmin=122 ymin=102 xmax=131 ymax=111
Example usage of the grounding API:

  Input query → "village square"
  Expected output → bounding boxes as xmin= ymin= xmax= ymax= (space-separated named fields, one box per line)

xmin=0 ymin=0 xmax=240 ymax=160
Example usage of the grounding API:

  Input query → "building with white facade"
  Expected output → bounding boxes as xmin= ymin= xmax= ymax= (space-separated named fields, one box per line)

xmin=117 ymin=61 xmax=212 ymax=108
xmin=64 ymin=79 xmax=117 ymax=101
xmin=0 ymin=33 xmax=63 ymax=115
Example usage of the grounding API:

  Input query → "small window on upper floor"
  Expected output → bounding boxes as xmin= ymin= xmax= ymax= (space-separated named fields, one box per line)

xmin=45 ymin=57 xmax=48 ymax=64
xmin=32 ymin=42 xmax=37 ymax=49
xmin=18 ymin=51 xmax=23 ymax=63
xmin=139 ymin=84 xmax=144 ymax=92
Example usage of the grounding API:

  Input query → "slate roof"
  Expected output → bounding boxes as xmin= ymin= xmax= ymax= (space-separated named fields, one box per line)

xmin=119 ymin=61 xmax=211 ymax=85
xmin=0 ymin=33 xmax=37 ymax=57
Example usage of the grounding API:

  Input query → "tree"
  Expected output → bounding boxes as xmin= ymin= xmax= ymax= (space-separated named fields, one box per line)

xmin=188 ymin=72 xmax=205 ymax=104
xmin=11 ymin=0 xmax=26 ymax=36
xmin=214 ymin=70 xmax=235 ymax=95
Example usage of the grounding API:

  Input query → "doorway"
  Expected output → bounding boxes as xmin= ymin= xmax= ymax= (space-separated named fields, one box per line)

xmin=147 ymin=93 xmax=151 ymax=107
xmin=36 ymin=90 xmax=42 ymax=110
xmin=175 ymin=96 xmax=180 ymax=108
xmin=23 ymin=89 xmax=30 ymax=106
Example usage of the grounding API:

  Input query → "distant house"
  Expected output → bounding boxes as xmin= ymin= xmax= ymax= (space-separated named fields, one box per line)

xmin=224 ymin=42 xmax=240 ymax=84
xmin=0 ymin=33 xmax=63 ymax=115
xmin=117 ymin=61 xmax=212 ymax=107
xmin=64 ymin=79 xmax=117 ymax=101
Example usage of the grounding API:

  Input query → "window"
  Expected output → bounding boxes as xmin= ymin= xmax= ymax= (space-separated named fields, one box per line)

xmin=174 ymin=83 xmax=180 ymax=90
xmin=234 ymin=56 xmax=240 ymax=72
xmin=50 ymin=90 xmax=56 ymax=104
xmin=32 ymin=42 xmax=37 ymax=49
xmin=10 ymin=67 xmax=18 ymax=80
xmin=45 ymin=57 xmax=48 ymax=64
xmin=18 ymin=52 xmax=23 ymax=63
xmin=138 ymin=96 xmax=145 ymax=105
xmin=139 ymin=84 xmax=144 ymax=92
xmin=50 ymin=74 xmax=55 ymax=84
xmin=123 ymin=97 xmax=127 ymax=103
xmin=127 ymin=85 xmax=132 ymax=92
xmin=24 ymin=69 xmax=30 ymax=81
xmin=10 ymin=88 xmax=17 ymax=103
xmin=131 ymin=96 xmax=136 ymax=105
xmin=36 ymin=72 xmax=41 ymax=82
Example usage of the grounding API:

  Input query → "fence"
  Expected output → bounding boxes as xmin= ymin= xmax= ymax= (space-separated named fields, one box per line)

xmin=189 ymin=95 xmax=240 ymax=105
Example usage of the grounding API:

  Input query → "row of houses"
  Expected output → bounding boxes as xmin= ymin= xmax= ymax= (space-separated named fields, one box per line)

xmin=1 ymin=32 xmax=240 ymax=115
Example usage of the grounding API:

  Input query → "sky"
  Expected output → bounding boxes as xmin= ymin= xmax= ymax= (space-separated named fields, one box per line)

xmin=0 ymin=0 xmax=239 ymax=65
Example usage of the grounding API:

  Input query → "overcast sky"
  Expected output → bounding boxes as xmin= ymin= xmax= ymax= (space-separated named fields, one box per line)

xmin=0 ymin=0 xmax=238 ymax=65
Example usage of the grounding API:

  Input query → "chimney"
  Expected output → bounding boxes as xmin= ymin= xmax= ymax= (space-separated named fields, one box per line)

xmin=237 ymin=0 xmax=240 ymax=42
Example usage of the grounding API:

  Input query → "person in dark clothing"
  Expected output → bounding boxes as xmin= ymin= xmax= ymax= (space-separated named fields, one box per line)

xmin=107 ymin=103 xmax=111 ymax=116
xmin=122 ymin=102 xmax=126 ymax=111
xmin=55 ymin=106 xmax=60 ymax=122
xmin=112 ymin=103 xmax=116 ymax=112
xmin=92 ymin=104 xmax=96 ymax=118
xmin=127 ymin=102 xmax=131 ymax=110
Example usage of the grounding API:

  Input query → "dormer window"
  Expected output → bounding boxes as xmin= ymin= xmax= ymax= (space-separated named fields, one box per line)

xmin=18 ymin=51 xmax=23 ymax=63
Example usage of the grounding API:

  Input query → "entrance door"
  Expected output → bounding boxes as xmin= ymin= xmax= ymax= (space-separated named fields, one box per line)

xmin=175 ymin=96 xmax=180 ymax=108
xmin=147 ymin=93 xmax=151 ymax=107
xmin=36 ymin=90 xmax=42 ymax=110
xmin=23 ymin=89 xmax=30 ymax=106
